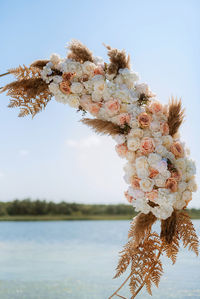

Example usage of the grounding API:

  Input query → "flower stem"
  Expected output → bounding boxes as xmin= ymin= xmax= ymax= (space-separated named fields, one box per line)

xmin=108 ymin=273 xmax=131 ymax=299
xmin=0 ymin=72 xmax=10 ymax=78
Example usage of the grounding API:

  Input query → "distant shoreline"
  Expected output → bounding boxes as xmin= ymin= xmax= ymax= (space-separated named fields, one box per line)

xmin=0 ymin=214 xmax=200 ymax=221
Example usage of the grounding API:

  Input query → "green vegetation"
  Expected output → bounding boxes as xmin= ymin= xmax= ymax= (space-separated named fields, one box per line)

xmin=0 ymin=199 xmax=199 ymax=220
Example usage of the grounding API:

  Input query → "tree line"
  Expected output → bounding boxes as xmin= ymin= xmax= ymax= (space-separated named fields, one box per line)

xmin=0 ymin=199 xmax=199 ymax=218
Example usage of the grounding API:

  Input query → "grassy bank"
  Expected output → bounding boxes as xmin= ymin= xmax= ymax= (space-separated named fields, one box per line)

xmin=0 ymin=214 xmax=135 ymax=221
xmin=0 ymin=212 xmax=200 ymax=221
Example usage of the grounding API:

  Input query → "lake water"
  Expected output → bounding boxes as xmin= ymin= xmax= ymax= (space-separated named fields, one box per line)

xmin=0 ymin=220 xmax=199 ymax=299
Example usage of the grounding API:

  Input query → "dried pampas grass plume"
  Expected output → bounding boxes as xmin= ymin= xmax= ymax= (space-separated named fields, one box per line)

xmin=168 ymin=97 xmax=185 ymax=136
xmin=30 ymin=60 xmax=50 ymax=70
xmin=67 ymin=39 xmax=93 ymax=63
xmin=104 ymin=43 xmax=130 ymax=75
xmin=81 ymin=118 xmax=125 ymax=136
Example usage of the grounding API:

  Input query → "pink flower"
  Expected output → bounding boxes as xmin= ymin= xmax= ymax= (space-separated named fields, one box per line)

xmin=115 ymin=143 xmax=128 ymax=157
xmin=131 ymin=177 xmax=141 ymax=189
xmin=165 ymin=178 xmax=178 ymax=192
xmin=105 ymin=99 xmax=120 ymax=115
xmin=118 ymin=113 xmax=131 ymax=125
xmin=140 ymin=137 xmax=155 ymax=155
xmin=170 ymin=142 xmax=184 ymax=158
xmin=124 ymin=191 xmax=133 ymax=204
xmin=161 ymin=122 xmax=169 ymax=135
xmin=149 ymin=167 xmax=159 ymax=179
xmin=59 ymin=81 xmax=71 ymax=94
xmin=146 ymin=190 xmax=158 ymax=202
xmin=149 ymin=101 xmax=163 ymax=114
xmin=88 ymin=103 xmax=101 ymax=116
xmin=94 ymin=67 xmax=104 ymax=76
xmin=138 ymin=112 xmax=152 ymax=128
xmin=171 ymin=170 xmax=182 ymax=181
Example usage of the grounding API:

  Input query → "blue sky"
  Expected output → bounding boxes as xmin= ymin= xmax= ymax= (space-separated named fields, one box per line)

xmin=0 ymin=0 xmax=200 ymax=207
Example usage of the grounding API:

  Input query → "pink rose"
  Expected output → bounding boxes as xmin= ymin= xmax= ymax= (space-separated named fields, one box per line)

xmin=118 ymin=113 xmax=131 ymax=125
xmin=171 ymin=170 xmax=182 ymax=181
xmin=165 ymin=178 xmax=178 ymax=192
xmin=149 ymin=167 xmax=159 ymax=179
xmin=59 ymin=81 xmax=71 ymax=94
xmin=170 ymin=142 xmax=184 ymax=158
xmin=115 ymin=143 xmax=128 ymax=157
xmin=161 ymin=122 xmax=169 ymax=135
xmin=149 ymin=101 xmax=163 ymax=114
xmin=140 ymin=137 xmax=155 ymax=155
xmin=105 ymin=99 xmax=120 ymax=115
xmin=89 ymin=103 xmax=101 ymax=116
xmin=124 ymin=191 xmax=133 ymax=204
xmin=131 ymin=177 xmax=141 ymax=189
xmin=94 ymin=67 xmax=105 ymax=76
xmin=138 ymin=112 xmax=152 ymax=128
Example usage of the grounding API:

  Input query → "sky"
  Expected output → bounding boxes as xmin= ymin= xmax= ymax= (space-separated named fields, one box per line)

xmin=0 ymin=0 xmax=200 ymax=207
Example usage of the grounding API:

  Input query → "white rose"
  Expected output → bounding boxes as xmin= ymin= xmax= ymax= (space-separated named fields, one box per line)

xmin=114 ymin=74 xmax=124 ymax=85
xmin=132 ymin=198 xmax=151 ymax=214
xmin=148 ymin=153 xmax=162 ymax=168
xmin=162 ymin=135 xmax=173 ymax=150
xmin=175 ymin=158 xmax=186 ymax=173
xmin=187 ymin=177 xmax=197 ymax=192
xmin=150 ymin=121 xmax=160 ymax=132
xmin=128 ymin=187 xmax=145 ymax=199
xmin=186 ymin=160 xmax=196 ymax=177
xmin=50 ymin=53 xmax=61 ymax=66
xmin=93 ymin=77 xmax=105 ymax=93
xmin=140 ymin=178 xmax=154 ymax=192
xmin=123 ymin=163 xmax=136 ymax=177
xmin=155 ymin=144 xmax=167 ymax=156
xmin=67 ymin=95 xmax=80 ymax=108
xmin=128 ymin=128 xmax=143 ymax=139
xmin=136 ymin=156 xmax=149 ymax=179
xmin=178 ymin=182 xmax=187 ymax=193
xmin=113 ymin=134 xmax=126 ymax=145
xmin=49 ymin=82 xmax=59 ymax=95
xmin=62 ymin=60 xmax=82 ymax=77
xmin=83 ymin=80 xmax=93 ymax=93
xmin=182 ymin=190 xmax=192 ymax=202
xmin=154 ymin=174 xmax=166 ymax=187
xmin=126 ymin=151 xmax=136 ymax=163
xmin=92 ymin=90 xmax=102 ymax=102
xmin=127 ymin=137 xmax=140 ymax=151
xmin=70 ymin=82 xmax=84 ymax=94
xmin=82 ymin=61 xmax=96 ymax=76
xmin=173 ymin=200 xmax=185 ymax=210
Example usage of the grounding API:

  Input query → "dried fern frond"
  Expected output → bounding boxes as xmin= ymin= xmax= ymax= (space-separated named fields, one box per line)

xmin=128 ymin=212 xmax=157 ymax=247
xmin=67 ymin=39 xmax=93 ymax=63
xmin=30 ymin=59 xmax=50 ymax=69
xmin=104 ymin=44 xmax=130 ymax=75
xmin=1 ymin=76 xmax=52 ymax=117
xmin=177 ymin=211 xmax=199 ymax=256
xmin=8 ymin=65 xmax=40 ymax=80
xmin=160 ymin=211 xmax=177 ymax=244
xmin=168 ymin=97 xmax=185 ymax=136
xmin=81 ymin=118 xmax=126 ymax=136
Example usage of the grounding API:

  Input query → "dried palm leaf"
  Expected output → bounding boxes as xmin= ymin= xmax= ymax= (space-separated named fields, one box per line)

xmin=81 ymin=118 xmax=127 ymax=136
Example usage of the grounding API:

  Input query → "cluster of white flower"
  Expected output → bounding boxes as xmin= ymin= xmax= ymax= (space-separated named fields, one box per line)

xmin=41 ymin=52 xmax=197 ymax=220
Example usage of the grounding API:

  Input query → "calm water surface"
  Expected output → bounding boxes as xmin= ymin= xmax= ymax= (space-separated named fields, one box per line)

xmin=0 ymin=220 xmax=199 ymax=299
